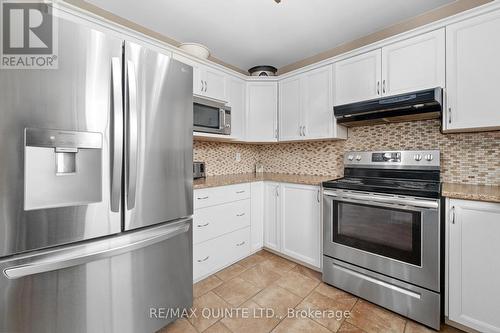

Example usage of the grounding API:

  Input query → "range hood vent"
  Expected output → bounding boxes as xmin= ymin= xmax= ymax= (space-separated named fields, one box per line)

xmin=334 ymin=87 xmax=442 ymax=127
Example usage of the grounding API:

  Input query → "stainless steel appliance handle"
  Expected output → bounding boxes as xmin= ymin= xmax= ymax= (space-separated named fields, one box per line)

xmin=110 ymin=57 xmax=123 ymax=212
xmin=219 ymin=109 xmax=225 ymax=130
xmin=126 ymin=60 xmax=139 ymax=210
xmin=323 ymin=190 xmax=438 ymax=209
xmin=333 ymin=263 xmax=421 ymax=299
xmin=3 ymin=220 xmax=190 ymax=279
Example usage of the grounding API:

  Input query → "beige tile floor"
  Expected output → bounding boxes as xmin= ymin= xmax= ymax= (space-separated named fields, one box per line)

xmin=159 ymin=250 xmax=463 ymax=333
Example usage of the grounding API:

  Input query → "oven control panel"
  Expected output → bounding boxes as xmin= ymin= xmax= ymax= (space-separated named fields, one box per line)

xmin=372 ymin=152 xmax=401 ymax=162
xmin=344 ymin=150 xmax=440 ymax=168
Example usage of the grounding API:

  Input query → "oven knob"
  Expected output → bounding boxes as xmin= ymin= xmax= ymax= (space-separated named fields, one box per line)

xmin=425 ymin=154 xmax=434 ymax=161
xmin=348 ymin=155 xmax=354 ymax=161
xmin=355 ymin=155 xmax=362 ymax=161
xmin=414 ymin=154 xmax=422 ymax=161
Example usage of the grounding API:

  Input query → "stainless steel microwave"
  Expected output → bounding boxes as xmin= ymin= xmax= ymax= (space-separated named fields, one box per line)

xmin=193 ymin=96 xmax=231 ymax=135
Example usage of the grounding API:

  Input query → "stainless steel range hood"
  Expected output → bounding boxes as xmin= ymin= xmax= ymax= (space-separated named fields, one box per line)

xmin=334 ymin=87 xmax=442 ymax=127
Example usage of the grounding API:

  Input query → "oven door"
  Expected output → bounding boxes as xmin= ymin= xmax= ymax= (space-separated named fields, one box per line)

xmin=193 ymin=101 xmax=226 ymax=134
xmin=323 ymin=189 xmax=440 ymax=291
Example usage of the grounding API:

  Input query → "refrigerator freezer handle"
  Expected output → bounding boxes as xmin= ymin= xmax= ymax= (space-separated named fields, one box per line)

xmin=3 ymin=219 xmax=191 ymax=279
xmin=126 ymin=60 xmax=138 ymax=210
xmin=110 ymin=57 xmax=123 ymax=212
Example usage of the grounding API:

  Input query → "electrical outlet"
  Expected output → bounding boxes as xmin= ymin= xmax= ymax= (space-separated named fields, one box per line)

xmin=235 ymin=152 xmax=241 ymax=162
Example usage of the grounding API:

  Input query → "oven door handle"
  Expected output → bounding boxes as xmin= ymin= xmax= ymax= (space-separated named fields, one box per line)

xmin=323 ymin=190 xmax=438 ymax=209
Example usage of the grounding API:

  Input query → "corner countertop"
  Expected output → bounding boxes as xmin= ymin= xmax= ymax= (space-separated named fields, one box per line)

xmin=193 ymin=173 xmax=339 ymax=189
xmin=442 ymin=183 xmax=500 ymax=204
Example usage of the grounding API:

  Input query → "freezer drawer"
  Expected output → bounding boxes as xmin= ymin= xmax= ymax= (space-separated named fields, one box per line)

xmin=0 ymin=219 xmax=193 ymax=333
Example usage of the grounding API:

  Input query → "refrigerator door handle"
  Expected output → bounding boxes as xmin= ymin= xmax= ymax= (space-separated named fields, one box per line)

xmin=126 ymin=60 xmax=139 ymax=210
xmin=110 ymin=57 xmax=123 ymax=212
xmin=3 ymin=219 xmax=191 ymax=279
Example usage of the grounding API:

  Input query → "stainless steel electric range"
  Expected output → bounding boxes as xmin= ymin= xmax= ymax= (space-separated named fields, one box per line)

xmin=322 ymin=150 xmax=442 ymax=329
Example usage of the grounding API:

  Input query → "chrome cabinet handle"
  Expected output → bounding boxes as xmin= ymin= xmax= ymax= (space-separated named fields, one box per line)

xmin=299 ymin=126 xmax=302 ymax=136
xmin=236 ymin=213 xmax=245 ymax=217
xmin=275 ymin=186 xmax=279 ymax=197
xmin=197 ymin=196 xmax=209 ymax=200
xmin=236 ymin=241 xmax=245 ymax=247
xmin=204 ymin=80 xmax=208 ymax=92
xmin=197 ymin=222 xmax=209 ymax=228
xmin=236 ymin=190 xmax=245 ymax=194
xmin=126 ymin=60 xmax=139 ymax=210
xmin=197 ymin=256 xmax=209 ymax=263
xmin=303 ymin=126 xmax=306 ymax=137
xmin=448 ymin=107 xmax=452 ymax=124
xmin=382 ymin=80 xmax=386 ymax=94
xmin=450 ymin=206 xmax=456 ymax=224
xmin=201 ymin=80 xmax=204 ymax=92
xmin=317 ymin=189 xmax=320 ymax=203
xmin=110 ymin=57 xmax=123 ymax=213
xmin=377 ymin=81 xmax=380 ymax=95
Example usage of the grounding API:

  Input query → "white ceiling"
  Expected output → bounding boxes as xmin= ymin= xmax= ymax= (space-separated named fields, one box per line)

xmin=86 ymin=0 xmax=456 ymax=71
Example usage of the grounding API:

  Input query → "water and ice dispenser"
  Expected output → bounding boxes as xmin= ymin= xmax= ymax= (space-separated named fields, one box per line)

xmin=24 ymin=128 xmax=103 ymax=210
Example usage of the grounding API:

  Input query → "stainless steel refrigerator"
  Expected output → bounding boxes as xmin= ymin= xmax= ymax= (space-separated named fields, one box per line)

xmin=0 ymin=15 xmax=193 ymax=333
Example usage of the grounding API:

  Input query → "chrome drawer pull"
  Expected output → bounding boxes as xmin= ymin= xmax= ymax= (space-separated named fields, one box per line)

xmin=197 ymin=222 xmax=209 ymax=228
xmin=197 ymin=196 xmax=209 ymax=200
xmin=197 ymin=256 xmax=209 ymax=263
xmin=236 ymin=190 xmax=245 ymax=194
xmin=236 ymin=241 xmax=245 ymax=247
xmin=236 ymin=213 xmax=245 ymax=217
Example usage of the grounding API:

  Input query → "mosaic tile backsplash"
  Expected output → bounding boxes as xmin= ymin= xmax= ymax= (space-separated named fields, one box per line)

xmin=194 ymin=120 xmax=500 ymax=185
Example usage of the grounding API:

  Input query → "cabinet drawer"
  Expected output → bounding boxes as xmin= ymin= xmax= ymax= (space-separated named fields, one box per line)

xmin=194 ymin=183 xmax=251 ymax=209
xmin=194 ymin=199 xmax=250 ymax=245
xmin=193 ymin=227 xmax=250 ymax=281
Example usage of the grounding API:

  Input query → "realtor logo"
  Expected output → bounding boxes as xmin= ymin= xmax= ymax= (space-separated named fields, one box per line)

xmin=1 ymin=0 xmax=58 ymax=69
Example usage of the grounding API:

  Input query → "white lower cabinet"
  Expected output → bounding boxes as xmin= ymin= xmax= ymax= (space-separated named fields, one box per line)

xmin=263 ymin=182 xmax=281 ymax=251
xmin=263 ymin=182 xmax=321 ymax=269
xmin=193 ymin=185 xmax=251 ymax=282
xmin=447 ymin=199 xmax=500 ymax=333
xmin=280 ymin=183 xmax=321 ymax=268
xmin=250 ymin=182 xmax=264 ymax=252
xmin=193 ymin=227 xmax=250 ymax=281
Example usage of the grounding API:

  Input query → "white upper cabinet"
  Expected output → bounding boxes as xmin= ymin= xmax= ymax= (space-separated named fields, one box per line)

xmin=280 ymin=65 xmax=345 ymax=141
xmin=382 ymin=29 xmax=445 ymax=96
xmin=334 ymin=30 xmax=445 ymax=105
xmin=280 ymin=184 xmax=321 ymax=268
xmin=334 ymin=49 xmax=382 ymax=106
xmin=195 ymin=65 xmax=227 ymax=102
xmin=445 ymin=10 xmax=500 ymax=132
xmin=279 ymin=76 xmax=302 ymax=141
xmin=448 ymin=199 xmax=500 ymax=333
xmin=226 ymin=76 xmax=246 ymax=140
xmin=202 ymin=66 xmax=227 ymax=101
xmin=245 ymin=81 xmax=278 ymax=142
xmin=303 ymin=65 xmax=340 ymax=139
xmin=172 ymin=53 xmax=227 ymax=102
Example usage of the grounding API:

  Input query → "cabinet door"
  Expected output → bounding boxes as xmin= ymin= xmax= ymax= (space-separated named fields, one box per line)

xmin=448 ymin=199 xmax=500 ymax=333
xmin=250 ymin=182 xmax=264 ymax=252
xmin=445 ymin=10 xmax=500 ymax=131
xmin=226 ymin=76 xmax=246 ymax=140
xmin=279 ymin=76 xmax=302 ymax=141
xmin=204 ymin=67 xmax=227 ymax=101
xmin=280 ymin=184 xmax=321 ymax=268
xmin=303 ymin=65 xmax=334 ymax=139
xmin=246 ymin=82 xmax=278 ymax=142
xmin=263 ymin=182 xmax=280 ymax=251
xmin=334 ymin=49 xmax=381 ymax=105
xmin=382 ymin=29 xmax=445 ymax=96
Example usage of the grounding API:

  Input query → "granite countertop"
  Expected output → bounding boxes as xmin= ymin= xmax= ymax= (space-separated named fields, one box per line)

xmin=193 ymin=173 xmax=338 ymax=189
xmin=442 ymin=183 xmax=500 ymax=203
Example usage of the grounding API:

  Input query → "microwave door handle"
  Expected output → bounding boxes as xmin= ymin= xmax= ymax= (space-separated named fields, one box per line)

xmin=110 ymin=57 xmax=123 ymax=212
xmin=219 ymin=109 xmax=225 ymax=130
xmin=126 ymin=60 xmax=138 ymax=210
